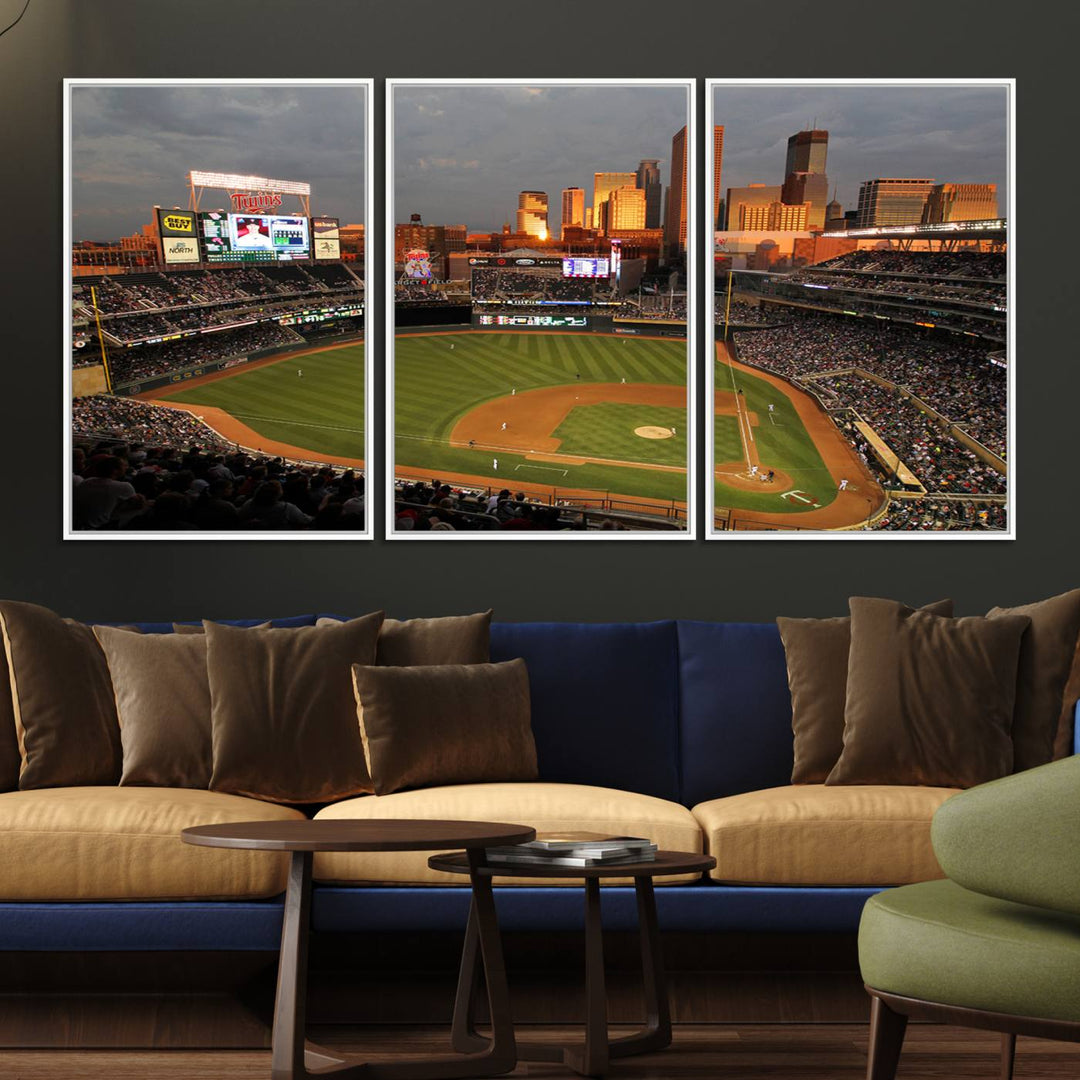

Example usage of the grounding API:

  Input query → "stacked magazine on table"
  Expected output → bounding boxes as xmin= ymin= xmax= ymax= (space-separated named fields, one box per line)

xmin=484 ymin=832 xmax=657 ymax=868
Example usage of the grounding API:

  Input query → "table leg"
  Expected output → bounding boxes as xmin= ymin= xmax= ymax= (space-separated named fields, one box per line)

xmin=563 ymin=877 xmax=609 ymax=1078
xmin=609 ymin=876 xmax=671 ymax=1058
xmin=272 ymin=849 xmax=515 ymax=1080
xmin=449 ymin=898 xmax=487 ymax=1054
xmin=272 ymin=851 xmax=320 ymax=1080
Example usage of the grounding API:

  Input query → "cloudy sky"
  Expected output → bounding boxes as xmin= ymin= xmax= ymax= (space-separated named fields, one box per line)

xmin=71 ymin=84 xmax=366 ymax=241
xmin=394 ymin=84 xmax=689 ymax=232
xmin=714 ymin=83 xmax=1009 ymax=214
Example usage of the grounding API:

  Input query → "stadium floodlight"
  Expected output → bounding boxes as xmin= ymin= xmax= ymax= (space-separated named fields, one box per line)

xmin=188 ymin=171 xmax=311 ymax=196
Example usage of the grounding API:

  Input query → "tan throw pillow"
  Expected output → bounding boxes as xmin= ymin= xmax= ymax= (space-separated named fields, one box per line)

xmin=778 ymin=599 xmax=954 ymax=784
xmin=173 ymin=621 xmax=271 ymax=634
xmin=351 ymin=659 xmax=536 ymax=796
xmin=92 ymin=626 xmax=212 ymax=788
xmin=827 ymin=598 xmax=1030 ymax=788
xmin=987 ymin=590 xmax=1080 ymax=772
xmin=317 ymin=611 xmax=492 ymax=666
xmin=207 ymin=614 xmax=384 ymax=803
xmin=0 ymin=601 xmax=121 ymax=788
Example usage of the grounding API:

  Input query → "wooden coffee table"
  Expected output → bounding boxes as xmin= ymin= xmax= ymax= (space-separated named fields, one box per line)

xmin=183 ymin=819 xmax=534 ymax=1080
xmin=429 ymin=849 xmax=716 ymax=1078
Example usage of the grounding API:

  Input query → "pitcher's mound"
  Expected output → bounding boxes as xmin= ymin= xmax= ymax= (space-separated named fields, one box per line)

xmin=635 ymin=425 xmax=675 ymax=440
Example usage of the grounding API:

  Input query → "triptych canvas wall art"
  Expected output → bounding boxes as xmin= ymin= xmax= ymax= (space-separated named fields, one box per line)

xmin=63 ymin=78 xmax=1010 ymax=541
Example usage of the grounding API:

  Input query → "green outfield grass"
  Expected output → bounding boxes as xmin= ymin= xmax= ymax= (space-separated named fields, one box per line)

xmin=714 ymin=356 xmax=838 ymax=514
xmin=395 ymin=331 xmax=688 ymax=501
xmin=160 ymin=343 xmax=365 ymax=460
xmin=553 ymin=404 xmax=687 ymax=467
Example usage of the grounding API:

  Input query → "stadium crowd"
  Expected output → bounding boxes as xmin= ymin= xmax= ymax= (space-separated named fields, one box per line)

xmin=713 ymin=299 xmax=779 ymax=326
xmin=819 ymin=250 xmax=1005 ymax=279
xmin=72 ymin=397 xmax=364 ymax=532
xmin=393 ymin=480 xmax=593 ymax=532
xmin=470 ymin=269 xmax=612 ymax=304
xmin=104 ymin=323 xmax=305 ymax=384
xmin=871 ymin=496 xmax=1007 ymax=532
xmin=823 ymin=375 xmax=1007 ymax=496
xmin=75 ymin=264 xmax=363 ymax=318
xmin=732 ymin=314 xmax=1006 ymax=459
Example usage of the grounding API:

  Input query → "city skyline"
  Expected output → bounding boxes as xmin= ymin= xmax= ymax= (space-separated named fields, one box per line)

xmin=394 ymin=84 xmax=688 ymax=232
xmin=71 ymin=85 xmax=368 ymax=242
xmin=714 ymin=83 xmax=1008 ymax=219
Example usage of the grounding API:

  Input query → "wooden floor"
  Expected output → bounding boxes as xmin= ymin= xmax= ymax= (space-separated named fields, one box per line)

xmin=3 ymin=1024 xmax=1080 ymax=1079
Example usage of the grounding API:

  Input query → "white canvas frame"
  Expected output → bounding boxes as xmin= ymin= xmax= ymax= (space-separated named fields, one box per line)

xmin=385 ymin=78 xmax=697 ymax=541
xmin=63 ymin=77 xmax=375 ymax=541
xmin=704 ymin=78 xmax=1015 ymax=541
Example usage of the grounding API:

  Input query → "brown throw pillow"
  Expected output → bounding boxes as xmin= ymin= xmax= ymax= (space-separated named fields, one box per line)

xmin=173 ymin=621 xmax=271 ymax=634
xmin=778 ymin=599 xmax=954 ymax=784
xmin=92 ymin=626 xmax=212 ymax=788
xmin=207 ymin=613 xmax=384 ymax=803
xmin=317 ymin=611 xmax=492 ymax=666
xmin=987 ymin=590 xmax=1080 ymax=772
xmin=351 ymin=659 xmax=536 ymax=796
xmin=0 ymin=600 xmax=121 ymax=788
xmin=827 ymin=598 xmax=1030 ymax=788
xmin=0 ymin=646 xmax=19 ymax=792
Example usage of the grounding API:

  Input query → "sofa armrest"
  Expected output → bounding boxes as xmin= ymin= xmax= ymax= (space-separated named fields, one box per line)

xmin=1074 ymin=699 xmax=1080 ymax=756
xmin=931 ymin=756 xmax=1080 ymax=917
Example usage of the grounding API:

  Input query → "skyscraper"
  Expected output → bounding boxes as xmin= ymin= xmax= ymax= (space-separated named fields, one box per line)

xmin=782 ymin=129 xmax=828 ymax=229
xmin=561 ymin=187 xmax=585 ymax=236
xmin=785 ymin=129 xmax=828 ymax=177
xmin=712 ymin=126 xmax=724 ymax=229
xmin=636 ymin=160 xmax=662 ymax=229
xmin=922 ymin=183 xmax=999 ymax=222
xmin=607 ymin=185 xmax=647 ymax=230
xmin=592 ymin=171 xmax=636 ymax=230
xmin=856 ymin=179 xmax=936 ymax=227
xmin=664 ymin=126 xmax=688 ymax=255
xmin=516 ymin=191 xmax=548 ymax=239
xmin=725 ymin=184 xmax=781 ymax=230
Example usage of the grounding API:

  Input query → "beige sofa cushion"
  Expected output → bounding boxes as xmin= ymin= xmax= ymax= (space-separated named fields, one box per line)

xmin=0 ymin=787 xmax=305 ymax=900
xmin=693 ymin=784 xmax=959 ymax=886
xmin=313 ymin=782 xmax=702 ymax=886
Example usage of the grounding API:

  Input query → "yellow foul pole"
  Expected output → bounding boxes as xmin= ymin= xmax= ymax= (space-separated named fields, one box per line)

xmin=90 ymin=285 xmax=113 ymax=394
xmin=722 ymin=269 xmax=734 ymax=342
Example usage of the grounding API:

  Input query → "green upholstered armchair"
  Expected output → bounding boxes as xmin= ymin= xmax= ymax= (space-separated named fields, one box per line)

xmin=859 ymin=755 xmax=1080 ymax=1080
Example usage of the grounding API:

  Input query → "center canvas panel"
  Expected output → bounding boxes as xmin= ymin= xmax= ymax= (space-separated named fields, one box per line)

xmin=387 ymin=80 xmax=695 ymax=540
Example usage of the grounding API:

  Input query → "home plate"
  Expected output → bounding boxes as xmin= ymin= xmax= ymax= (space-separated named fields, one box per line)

xmin=635 ymin=425 xmax=674 ymax=439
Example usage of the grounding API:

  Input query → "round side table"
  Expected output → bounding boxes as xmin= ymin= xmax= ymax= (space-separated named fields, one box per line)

xmin=429 ymin=848 xmax=715 ymax=1078
xmin=183 ymin=818 xmax=534 ymax=1080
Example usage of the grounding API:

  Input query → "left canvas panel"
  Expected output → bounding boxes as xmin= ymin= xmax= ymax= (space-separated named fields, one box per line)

xmin=64 ymin=80 xmax=373 ymax=539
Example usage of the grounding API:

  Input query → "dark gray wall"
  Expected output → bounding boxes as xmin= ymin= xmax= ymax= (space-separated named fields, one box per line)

xmin=0 ymin=0 xmax=1073 ymax=622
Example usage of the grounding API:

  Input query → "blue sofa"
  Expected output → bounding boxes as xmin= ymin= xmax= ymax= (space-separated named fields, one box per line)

xmin=3 ymin=616 xmax=1073 ymax=954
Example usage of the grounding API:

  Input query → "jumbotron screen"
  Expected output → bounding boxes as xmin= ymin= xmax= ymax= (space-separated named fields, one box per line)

xmin=199 ymin=212 xmax=311 ymax=263
xmin=562 ymin=257 xmax=609 ymax=278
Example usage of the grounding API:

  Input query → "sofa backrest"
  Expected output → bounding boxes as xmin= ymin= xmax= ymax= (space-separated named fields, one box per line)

xmin=676 ymin=621 xmax=794 ymax=807
xmin=490 ymin=620 xmax=681 ymax=802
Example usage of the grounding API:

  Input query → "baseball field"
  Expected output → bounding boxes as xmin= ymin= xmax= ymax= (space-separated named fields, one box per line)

xmin=145 ymin=341 xmax=366 ymax=465
xmin=713 ymin=342 xmax=885 ymax=529
xmin=392 ymin=330 xmax=690 ymax=506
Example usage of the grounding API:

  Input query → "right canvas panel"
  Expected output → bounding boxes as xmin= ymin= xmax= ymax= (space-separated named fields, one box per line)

xmin=706 ymin=80 xmax=1012 ymax=539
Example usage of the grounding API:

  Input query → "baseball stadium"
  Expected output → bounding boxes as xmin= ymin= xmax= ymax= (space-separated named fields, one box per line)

xmin=391 ymin=250 xmax=690 ymax=533
xmin=712 ymin=221 xmax=1008 ymax=534
xmin=71 ymin=172 xmax=367 ymax=532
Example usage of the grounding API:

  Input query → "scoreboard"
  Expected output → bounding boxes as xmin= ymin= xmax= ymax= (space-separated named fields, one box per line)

xmin=562 ymin=257 xmax=610 ymax=278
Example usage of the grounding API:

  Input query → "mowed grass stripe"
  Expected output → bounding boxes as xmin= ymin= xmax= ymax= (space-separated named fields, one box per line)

xmin=554 ymin=404 xmax=687 ymax=467
xmin=162 ymin=343 xmax=365 ymax=460
xmin=394 ymin=331 xmax=689 ymax=502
